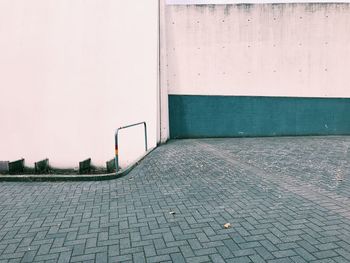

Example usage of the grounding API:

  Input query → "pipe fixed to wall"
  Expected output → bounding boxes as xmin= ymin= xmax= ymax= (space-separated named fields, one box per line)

xmin=114 ymin=122 xmax=148 ymax=172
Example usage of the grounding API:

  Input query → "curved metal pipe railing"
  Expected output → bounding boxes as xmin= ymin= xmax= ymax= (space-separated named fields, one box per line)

xmin=115 ymin=122 xmax=148 ymax=172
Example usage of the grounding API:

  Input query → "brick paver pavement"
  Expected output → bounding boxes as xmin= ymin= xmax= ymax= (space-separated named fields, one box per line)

xmin=0 ymin=136 xmax=350 ymax=262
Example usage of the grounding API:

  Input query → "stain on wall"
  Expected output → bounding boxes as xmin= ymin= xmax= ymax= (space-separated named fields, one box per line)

xmin=163 ymin=3 xmax=350 ymax=97
xmin=161 ymin=3 xmax=350 ymax=138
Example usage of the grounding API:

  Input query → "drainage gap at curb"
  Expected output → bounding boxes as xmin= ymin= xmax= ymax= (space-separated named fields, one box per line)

xmin=0 ymin=148 xmax=155 ymax=182
xmin=35 ymin=159 xmax=49 ymax=174
xmin=0 ymin=158 xmax=114 ymax=176
xmin=9 ymin=159 xmax=25 ymax=174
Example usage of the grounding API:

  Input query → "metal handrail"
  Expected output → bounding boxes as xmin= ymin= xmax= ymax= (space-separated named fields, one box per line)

xmin=115 ymin=121 xmax=148 ymax=172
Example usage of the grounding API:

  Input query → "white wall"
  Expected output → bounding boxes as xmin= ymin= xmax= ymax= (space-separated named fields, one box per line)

xmin=162 ymin=3 xmax=350 ymax=97
xmin=0 ymin=0 xmax=158 ymax=169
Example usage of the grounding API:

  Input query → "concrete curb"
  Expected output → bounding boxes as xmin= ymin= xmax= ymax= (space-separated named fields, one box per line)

xmin=0 ymin=148 xmax=155 ymax=182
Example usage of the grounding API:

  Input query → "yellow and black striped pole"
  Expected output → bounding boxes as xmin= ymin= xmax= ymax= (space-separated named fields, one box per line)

xmin=114 ymin=134 xmax=119 ymax=173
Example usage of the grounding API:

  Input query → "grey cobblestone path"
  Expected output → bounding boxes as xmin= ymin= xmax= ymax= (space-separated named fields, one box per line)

xmin=0 ymin=136 xmax=350 ymax=262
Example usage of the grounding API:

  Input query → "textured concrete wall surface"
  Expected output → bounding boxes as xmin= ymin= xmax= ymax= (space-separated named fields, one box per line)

xmin=167 ymin=0 xmax=350 ymax=4
xmin=162 ymin=3 xmax=350 ymax=138
xmin=0 ymin=0 xmax=158 ymax=168
xmin=164 ymin=3 xmax=350 ymax=97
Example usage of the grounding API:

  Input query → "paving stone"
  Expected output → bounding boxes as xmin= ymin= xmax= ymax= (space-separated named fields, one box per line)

xmin=170 ymin=252 xmax=186 ymax=263
xmin=0 ymin=137 xmax=350 ymax=262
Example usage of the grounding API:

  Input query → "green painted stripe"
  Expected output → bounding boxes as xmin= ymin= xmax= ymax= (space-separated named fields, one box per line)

xmin=169 ymin=95 xmax=350 ymax=138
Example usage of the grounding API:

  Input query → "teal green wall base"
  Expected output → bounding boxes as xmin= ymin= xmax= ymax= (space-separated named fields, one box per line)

xmin=169 ymin=95 xmax=350 ymax=139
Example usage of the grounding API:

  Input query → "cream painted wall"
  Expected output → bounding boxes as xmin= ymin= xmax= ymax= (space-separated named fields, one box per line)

xmin=163 ymin=3 xmax=350 ymax=97
xmin=0 ymin=0 xmax=158 ymax=168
